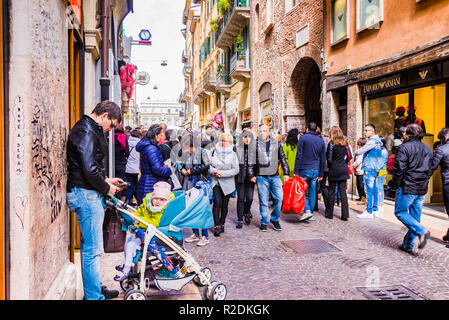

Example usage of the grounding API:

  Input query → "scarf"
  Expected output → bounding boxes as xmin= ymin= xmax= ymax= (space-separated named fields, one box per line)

xmin=115 ymin=133 xmax=126 ymax=151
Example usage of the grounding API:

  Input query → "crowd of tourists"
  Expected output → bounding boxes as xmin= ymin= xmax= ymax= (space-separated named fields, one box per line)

xmin=65 ymin=100 xmax=449 ymax=300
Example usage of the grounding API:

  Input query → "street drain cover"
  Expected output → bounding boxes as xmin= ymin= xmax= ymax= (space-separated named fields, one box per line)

xmin=280 ymin=239 xmax=341 ymax=255
xmin=357 ymin=285 xmax=427 ymax=300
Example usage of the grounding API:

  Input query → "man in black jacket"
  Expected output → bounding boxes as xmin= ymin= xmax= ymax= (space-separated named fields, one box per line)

xmin=392 ymin=124 xmax=432 ymax=253
xmin=66 ymin=101 xmax=125 ymax=300
xmin=248 ymin=124 xmax=290 ymax=232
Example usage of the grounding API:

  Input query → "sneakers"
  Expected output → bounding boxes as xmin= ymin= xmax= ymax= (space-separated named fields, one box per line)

xmin=357 ymin=211 xmax=374 ymax=219
xmin=298 ymin=211 xmax=313 ymax=221
xmin=236 ymin=221 xmax=243 ymax=229
xmin=115 ymin=264 xmax=124 ymax=272
xmin=260 ymin=224 xmax=267 ymax=232
xmin=197 ymin=236 xmax=209 ymax=247
xmin=270 ymin=220 xmax=282 ymax=231
xmin=114 ymin=271 xmax=130 ymax=282
xmin=373 ymin=210 xmax=381 ymax=217
xmin=418 ymin=230 xmax=431 ymax=249
xmin=185 ymin=234 xmax=200 ymax=243
xmin=398 ymin=245 xmax=418 ymax=256
xmin=101 ymin=286 xmax=119 ymax=300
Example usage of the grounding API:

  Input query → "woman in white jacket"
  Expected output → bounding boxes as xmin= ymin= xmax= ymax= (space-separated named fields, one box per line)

xmin=209 ymin=133 xmax=240 ymax=237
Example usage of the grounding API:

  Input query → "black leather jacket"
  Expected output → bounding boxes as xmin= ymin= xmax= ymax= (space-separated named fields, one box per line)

xmin=248 ymin=138 xmax=290 ymax=178
xmin=430 ymin=141 xmax=449 ymax=185
xmin=66 ymin=115 xmax=110 ymax=195
xmin=392 ymin=138 xmax=433 ymax=195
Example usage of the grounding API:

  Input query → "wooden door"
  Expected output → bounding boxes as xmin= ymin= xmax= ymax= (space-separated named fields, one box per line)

xmin=68 ymin=29 xmax=82 ymax=263
xmin=0 ymin=0 xmax=5 ymax=300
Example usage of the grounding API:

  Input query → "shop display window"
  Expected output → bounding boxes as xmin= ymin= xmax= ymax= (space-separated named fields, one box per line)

xmin=356 ymin=0 xmax=383 ymax=32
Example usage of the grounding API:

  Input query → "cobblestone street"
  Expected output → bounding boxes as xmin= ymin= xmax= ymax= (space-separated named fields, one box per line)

xmin=178 ymin=195 xmax=449 ymax=300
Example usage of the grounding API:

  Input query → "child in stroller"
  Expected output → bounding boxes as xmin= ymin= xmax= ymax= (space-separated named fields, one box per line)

xmin=114 ymin=181 xmax=185 ymax=281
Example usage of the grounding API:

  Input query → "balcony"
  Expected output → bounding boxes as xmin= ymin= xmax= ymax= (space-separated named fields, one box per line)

xmin=216 ymin=71 xmax=231 ymax=94
xmin=181 ymin=50 xmax=188 ymax=63
xmin=216 ymin=0 xmax=250 ymax=49
xmin=203 ymin=68 xmax=216 ymax=92
xmin=230 ymin=49 xmax=250 ymax=81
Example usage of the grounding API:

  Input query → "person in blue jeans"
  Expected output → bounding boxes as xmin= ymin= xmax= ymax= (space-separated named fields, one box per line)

xmin=66 ymin=101 xmax=125 ymax=300
xmin=392 ymin=124 xmax=432 ymax=253
xmin=294 ymin=122 xmax=326 ymax=222
xmin=355 ymin=124 xmax=384 ymax=219
xmin=248 ymin=124 xmax=290 ymax=231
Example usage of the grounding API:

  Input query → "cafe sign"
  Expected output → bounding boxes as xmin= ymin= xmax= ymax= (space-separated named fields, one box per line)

xmin=360 ymin=74 xmax=404 ymax=96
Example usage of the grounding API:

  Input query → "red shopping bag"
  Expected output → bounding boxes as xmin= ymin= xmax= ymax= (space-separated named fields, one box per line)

xmin=282 ymin=175 xmax=308 ymax=214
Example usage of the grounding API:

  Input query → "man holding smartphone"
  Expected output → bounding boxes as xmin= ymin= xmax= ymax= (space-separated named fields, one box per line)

xmin=66 ymin=101 xmax=125 ymax=300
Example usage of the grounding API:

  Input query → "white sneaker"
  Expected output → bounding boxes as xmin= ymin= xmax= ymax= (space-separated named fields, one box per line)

xmin=373 ymin=210 xmax=381 ymax=217
xmin=357 ymin=211 xmax=374 ymax=219
xmin=298 ymin=211 xmax=313 ymax=221
xmin=185 ymin=234 xmax=200 ymax=243
xmin=197 ymin=236 xmax=210 ymax=247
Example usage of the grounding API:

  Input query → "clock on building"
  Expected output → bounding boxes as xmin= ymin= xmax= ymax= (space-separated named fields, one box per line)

xmin=139 ymin=29 xmax=152 ymax=41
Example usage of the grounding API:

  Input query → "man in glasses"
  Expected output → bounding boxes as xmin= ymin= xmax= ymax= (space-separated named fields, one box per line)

xmin=66 ymin=100 xmax=125 ymax=300
xmin=355 ymin=124 xmax=384 ymax=219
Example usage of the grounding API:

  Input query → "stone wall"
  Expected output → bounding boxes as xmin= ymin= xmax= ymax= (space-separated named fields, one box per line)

xmin=8 ymin=0 xmax=72 ymax=299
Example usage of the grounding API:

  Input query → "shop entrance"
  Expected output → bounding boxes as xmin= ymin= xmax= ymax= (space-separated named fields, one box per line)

xmin=364 ymin=83 xmax=447 ymax=204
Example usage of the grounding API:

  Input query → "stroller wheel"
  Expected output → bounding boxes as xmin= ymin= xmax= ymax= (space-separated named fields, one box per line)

xmin=124 ymin=289 xmax=146 ymax=300
xmin=204 ymin=281 xmax=227 ymax=300
xmin=120 ymin=278 xmax=137 ymax=292
xmin=193 ymin=267 xmax=212 ymax=286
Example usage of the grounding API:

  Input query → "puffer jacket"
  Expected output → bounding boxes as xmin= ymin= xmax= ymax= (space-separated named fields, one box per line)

xmin=430 ymin=141 xmax=449 ymax=185
xmin=247 ymin=138 xmax=290 ymax=178
xmin=392 ymin=138 xmax=433 ymax=195
xmin=66 ymin=115 xmax=110 ymax=195
xmin=136 ymin=139 xmax=172 ymax=205
xmin=355 ymin=134 xmax=384 ymax=172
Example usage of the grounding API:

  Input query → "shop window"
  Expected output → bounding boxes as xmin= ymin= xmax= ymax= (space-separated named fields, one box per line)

xmin=330 ymin=0 xmax=349 ymax=46
xmin=356 ymin=0 xmax=383 ymax=33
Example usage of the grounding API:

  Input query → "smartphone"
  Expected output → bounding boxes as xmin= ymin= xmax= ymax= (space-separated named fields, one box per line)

xmin=116 ymin=182 xmax=131 ymax=188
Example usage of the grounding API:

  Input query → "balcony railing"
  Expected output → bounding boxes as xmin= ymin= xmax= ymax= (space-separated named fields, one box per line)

xmin=203 ymin=67 xmax=216 ymax=91
xmin=230 ymin=49 xmax=250 ymax=81
xmin=216 ymin=70 xmax=232 ymax=93
xmin=216 ymin=0 xmax=250 ymax=49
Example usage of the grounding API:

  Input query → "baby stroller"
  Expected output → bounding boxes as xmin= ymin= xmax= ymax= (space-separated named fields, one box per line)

xmin=103 ymin=188 xmax=227 ymax=300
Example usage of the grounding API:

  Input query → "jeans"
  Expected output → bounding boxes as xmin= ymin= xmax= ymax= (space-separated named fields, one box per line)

xmin=125 ymin=173 xmax=139 ymax=204
xmin=236 ymin=180 xmax=255 ymax=221
xmin=299 ymin=169 xmax=319 ymax=214
xmin=364 ymin=170 xmax=379 ymax=213
xmin=377 ymin=175 xmax=386 ymax=206
xmin=193 ymin=228 xmax=209 ymax=238
xmin=394 ymin=187 xmax=426 ymax=251
xmin=66 ymin=187 xmax=105 ymax=300
xmin=356 ymin=174 xmax=366 ymax=198
xmin=256 ymin=175 xmax=283 ymax=226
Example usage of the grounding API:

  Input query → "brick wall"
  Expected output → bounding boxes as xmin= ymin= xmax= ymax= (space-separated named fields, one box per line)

xmin=251 ymin=0 xmax=323 ymax=133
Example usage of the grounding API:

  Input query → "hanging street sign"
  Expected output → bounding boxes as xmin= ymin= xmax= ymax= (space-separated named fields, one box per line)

xmin=136 ymin=71 xmax=150 ymax=86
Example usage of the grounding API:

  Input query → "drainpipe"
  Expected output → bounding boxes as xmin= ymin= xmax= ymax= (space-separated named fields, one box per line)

xmin=100 ymin=0 xmax=114 ymax=178
xmin=100 ymin=0 xmax=111 ymax=101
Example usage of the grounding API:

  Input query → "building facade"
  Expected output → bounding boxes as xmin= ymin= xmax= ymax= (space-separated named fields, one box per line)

xmin=323 ymin=0 xmax=449 ymax=203
xmin=138 ymin=99 xmax=184 ymax=130
xmin=250 ymin=0 xmax=323 ymax=134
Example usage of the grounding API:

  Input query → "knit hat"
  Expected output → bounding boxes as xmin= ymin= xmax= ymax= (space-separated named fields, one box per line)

xmin=152 ymin=181 xmax=172 ymax=200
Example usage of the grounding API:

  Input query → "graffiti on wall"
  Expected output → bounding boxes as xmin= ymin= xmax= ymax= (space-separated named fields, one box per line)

xmin=29 ymin=1 xmax=68 ymax=225
xmin=13 ymin=96 xmax=26 ymax=175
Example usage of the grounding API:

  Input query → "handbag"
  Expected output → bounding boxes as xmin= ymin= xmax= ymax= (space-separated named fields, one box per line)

xmin=346 ymin=143 xmax=355 ymax=175
xmin=103 ymin=207 xmax=127 ymax=253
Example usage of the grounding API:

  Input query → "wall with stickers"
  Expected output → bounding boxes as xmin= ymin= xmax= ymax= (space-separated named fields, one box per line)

xmin=8 ymin=0 xmax=72 ymax=299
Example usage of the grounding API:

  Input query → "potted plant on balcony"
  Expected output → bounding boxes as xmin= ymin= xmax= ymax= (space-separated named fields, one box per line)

xmin=218 ymin=0 xmax=230 ymax=17
xmin=210 ymin=19 xmax=218 ymax=33
xmin=235 ymin=35 xmax=246 ymax=68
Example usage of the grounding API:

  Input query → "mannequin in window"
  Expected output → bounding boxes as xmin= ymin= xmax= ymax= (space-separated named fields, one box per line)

xmin=393 ymin=106 xmax=406 ymax=140
xmin=403 ymin=105 xmax=426 ymax=134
